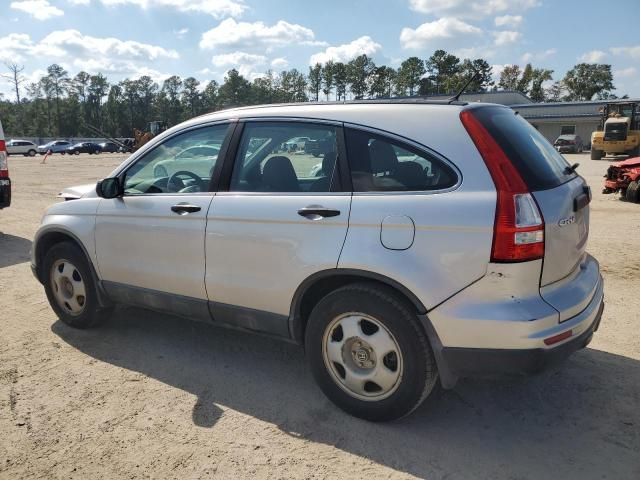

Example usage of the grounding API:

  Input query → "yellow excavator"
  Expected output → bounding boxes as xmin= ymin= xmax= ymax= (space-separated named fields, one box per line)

xmin=591 ymin=102 xmax=640 ymax=159
xmin=87 ymin=121 xmax=168 ymax=153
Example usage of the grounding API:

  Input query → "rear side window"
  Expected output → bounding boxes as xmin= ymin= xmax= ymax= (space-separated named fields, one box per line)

xmin=472 ymin=106 xmax=576 ymax=190
xmin=344 ymin=128 xmax=457 ymax=192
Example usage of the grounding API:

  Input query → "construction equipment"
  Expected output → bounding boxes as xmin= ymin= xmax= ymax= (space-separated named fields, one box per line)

xmin=603 ymin=157 xmax=640 ymax=202
xmin=590 ymin=102 xmax=640 ymax=159
xmin=132 ymin=121 xmax=167 ymax=152
xmin=86 ymin=120 xmax=168 ymax=153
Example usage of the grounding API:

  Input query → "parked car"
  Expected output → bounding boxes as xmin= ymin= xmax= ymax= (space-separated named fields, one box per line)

xmin=32 ymin=101 xmax=604 ymax=422
xmin=98 ymin=142 xmax=120 ymax=153
xmin=37 ymin=140 xmax=71 ymax=155
xmin=67 ymin=142 xmax=102 ymax=155
xmin=152 ymin=144 xmax=221 ymax=178
xmin=6 ymin=139 xmax=37 ymax=156
xmin=305 ymin=138 xmax=333 ymax=157
xmin=554 ymin=134 xmax=584 ymax=153
xmin=0 ymin=120 xmax=11 ymax=209
xmin=283 ymin=136 xmax=310 ymax=152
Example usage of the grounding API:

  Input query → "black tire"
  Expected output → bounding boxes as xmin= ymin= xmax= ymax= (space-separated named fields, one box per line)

xmin=625 ymin=181 xmax=640 ymax=203
xmin=305 ymin=282 xmax=438 ymax=421
xmin=591 ymin=149 xmax=603 ymax=160
xmin=627 ymin=146 xmax=640 ymax=157
xmin=28 ymin=149 xmax=36 ymax=156
xmin=43 ymin=242 xmax=112 ymax=329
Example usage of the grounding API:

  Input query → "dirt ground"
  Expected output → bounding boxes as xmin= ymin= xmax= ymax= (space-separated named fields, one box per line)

xmin=0 ymin=152 xmax=639 ymax=480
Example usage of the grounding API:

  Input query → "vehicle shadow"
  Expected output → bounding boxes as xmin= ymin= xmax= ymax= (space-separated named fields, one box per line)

xmin=0 ymin=233 xmax=32 ymax=268
xmin=52 ymin=307 xmax=640 ymax=479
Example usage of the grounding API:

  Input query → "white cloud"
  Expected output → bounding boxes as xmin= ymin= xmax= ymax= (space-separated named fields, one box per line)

xmin=211 ymin=52 xmax=267 ymax=67
xmin=521 ymin=48 xmax=556 ymax=63
xmin=211 ymin=51 xmax=267 ymax=78
xmin=493 ymin=30 xmax=521 ymax=46
xmin=271 ymin=57 xmax=289 ymax=69
xmin=409 ymin=0 xmax=539 ymax=18
xmin=610 ymin=45 xmax=640 ymax=60
xmin=67 ymin=0 xmax=90 ymax=4
xmin=0 ymin=30 xmax=178 ymax=75
xmin=455 ymin=46 xmax=496 ymax=59
xmin=579 ymin=50 xmax=606 ymax=62
xmin=309 ymin=36 xmax=382 ymax=65
xmin=174 ymin=27 xmax=189 ymax=39
xmin=494 ymin=14 xmax=522 ymax=27
xmin=88 ymin=0 xmax=246 ymax=18
xmin=200 ymin=18 xmax=322 ymax=51
xmin=41 ymin=29 xmax=179 ymax=60
xmin=614 ymin=67 xmax=637 ymax=78
xmin=400 ymin=17 xmax=482 ymax=49
xmin=10 ymin=0 xmax=64 ymax=20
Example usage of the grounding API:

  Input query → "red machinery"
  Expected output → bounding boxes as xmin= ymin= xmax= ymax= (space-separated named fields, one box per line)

xmin=603 ymin=157 xmax=640 ymax=202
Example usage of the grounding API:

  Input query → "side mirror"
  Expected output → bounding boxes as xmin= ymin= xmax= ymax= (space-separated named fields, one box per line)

xmin=96 ymin=177 xmax=123 ymax=199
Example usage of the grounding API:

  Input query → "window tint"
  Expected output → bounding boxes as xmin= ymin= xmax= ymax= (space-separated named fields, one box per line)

xmin=344 ymin=128 xmax=457 ymax=192
xmin=230 ymin=122 xmax=339 ymax=193
xmin=124 ymin=124 xmax=229 ymax=195
xmin=473 ymin=107 xmax=575 ymax=190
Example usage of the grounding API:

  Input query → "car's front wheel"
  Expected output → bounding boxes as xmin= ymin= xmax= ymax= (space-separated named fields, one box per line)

xmin=305 ymin=283 xmax=438 ymax=421
xmin=43 ymin=242 xmax=112 ymax=329
xmin=28 ymin=149 xmax=36 ymax=156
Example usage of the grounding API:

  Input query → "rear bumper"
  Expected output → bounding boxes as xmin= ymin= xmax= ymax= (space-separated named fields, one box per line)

xmin=0 ymin=178 xmax=11 ymax=208
xmin=440 ymin=298 xmax=604 ymax=376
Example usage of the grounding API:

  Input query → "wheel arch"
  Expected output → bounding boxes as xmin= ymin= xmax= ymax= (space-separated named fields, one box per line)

xmin=33 ymin=228 xmax=111 ymax=307
xmin=289 ymin=269 xmax=428 ymax=345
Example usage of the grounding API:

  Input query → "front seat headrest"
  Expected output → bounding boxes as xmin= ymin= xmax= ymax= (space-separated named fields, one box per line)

xmin=369 ymin=140 xmax=398 ymax=174
xmin=261 ymin=156 xmax=300 ymax=192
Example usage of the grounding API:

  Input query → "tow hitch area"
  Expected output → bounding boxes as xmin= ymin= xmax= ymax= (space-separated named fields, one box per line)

xmin=603 ymin=157 xmax=640 ymax=203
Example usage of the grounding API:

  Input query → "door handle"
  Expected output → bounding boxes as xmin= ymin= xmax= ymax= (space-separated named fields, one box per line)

xmin=171 ymin=203 xmax=201 ymax=215
xmin=297 ymin=206 xmax=341 ymax=219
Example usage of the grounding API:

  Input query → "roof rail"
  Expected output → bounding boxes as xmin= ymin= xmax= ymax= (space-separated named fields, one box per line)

xmin=212 ymin=97 xmax=469 ymax=114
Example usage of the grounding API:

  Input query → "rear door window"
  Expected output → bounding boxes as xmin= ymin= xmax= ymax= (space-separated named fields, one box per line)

xmin=472 ymin=106 xmax=576 ymax=190
xmin=229 ymin=122 xmax=340 ymax=193
xmin=344 ymin=128 xmax=457 ymax=192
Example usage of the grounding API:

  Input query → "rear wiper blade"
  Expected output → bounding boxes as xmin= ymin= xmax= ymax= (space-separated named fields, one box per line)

xmin=564 ymin=163 xmax=580 ymax=174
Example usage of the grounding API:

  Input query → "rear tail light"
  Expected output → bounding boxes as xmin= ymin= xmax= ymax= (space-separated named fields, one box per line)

xmin=460 ymin=110 xmax=545 ymax=262
xmin=0 ymin=140 xmax=8 ymax=179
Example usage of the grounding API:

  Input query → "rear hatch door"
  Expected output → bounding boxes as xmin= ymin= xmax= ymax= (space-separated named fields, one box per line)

xmin=473 ymin=106 xmax=597 ymax=320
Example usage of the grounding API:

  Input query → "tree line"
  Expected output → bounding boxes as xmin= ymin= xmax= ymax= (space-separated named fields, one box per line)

xmin=0 ymin=49 xmax=618 ymax=138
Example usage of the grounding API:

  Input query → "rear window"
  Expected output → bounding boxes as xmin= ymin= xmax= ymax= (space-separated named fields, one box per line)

xmin=472 ymin=106 xmax=576 ymax=190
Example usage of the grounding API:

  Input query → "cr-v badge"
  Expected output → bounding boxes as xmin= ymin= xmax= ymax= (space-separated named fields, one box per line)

xmin=558 ymin=215 xmax=576 ymax=227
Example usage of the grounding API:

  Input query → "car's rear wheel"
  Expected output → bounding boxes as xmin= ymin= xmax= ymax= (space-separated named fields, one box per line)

xmin=591 ymin=149 xmax=603 ymax=160
xmin=625 ymin=181 xmax=640 ymax=203
xmin=43 ymin=242 xmax=112 ymax=329
xmin=305 ymin=283 xmax=438 ymax=421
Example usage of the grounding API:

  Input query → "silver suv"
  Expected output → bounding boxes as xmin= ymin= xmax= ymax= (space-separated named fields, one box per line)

xmin=31 ymin=101 xmax=604 ymax=421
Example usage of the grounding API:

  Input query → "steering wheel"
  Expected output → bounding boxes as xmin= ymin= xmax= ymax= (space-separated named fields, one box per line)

xmin=167 ymin=170 xmax=202 ymax=193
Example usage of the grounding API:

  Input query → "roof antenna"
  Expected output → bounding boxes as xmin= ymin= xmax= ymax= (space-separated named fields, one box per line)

xmin=448 ymin=69 xmax=480 ymax=104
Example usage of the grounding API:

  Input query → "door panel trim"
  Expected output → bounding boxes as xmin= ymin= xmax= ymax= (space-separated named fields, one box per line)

xmin=101 ymin=281 xmax=291 ymax=338
xmin=103 ymin=281 xmax=211 ymax=322
xmin=208 ymin=301 xmax=290 ymax=338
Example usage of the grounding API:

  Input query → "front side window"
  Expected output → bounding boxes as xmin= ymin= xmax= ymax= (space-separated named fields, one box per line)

xmin=124 ymin=124 xmax=229 ymax=195
xmin=344 ymin=128 xmax=458 ymax=192
xmin=230 ymin=122 xmax=339 ymax=193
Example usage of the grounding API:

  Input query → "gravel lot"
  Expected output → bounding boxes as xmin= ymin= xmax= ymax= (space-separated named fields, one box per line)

xmin=0 ymin=153 xmax=639 ymax=479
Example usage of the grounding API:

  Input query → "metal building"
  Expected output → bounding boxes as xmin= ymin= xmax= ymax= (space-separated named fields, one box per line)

xmin=428 ymin=91 xmax=640 ymax=147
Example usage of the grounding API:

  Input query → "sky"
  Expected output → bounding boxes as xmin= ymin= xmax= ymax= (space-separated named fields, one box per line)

xmin=1 ymin=0 xmax=639 ymax=99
